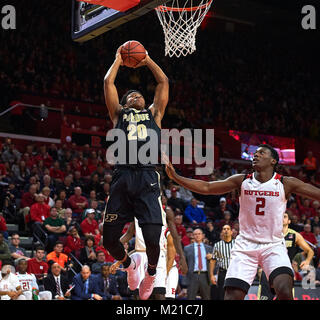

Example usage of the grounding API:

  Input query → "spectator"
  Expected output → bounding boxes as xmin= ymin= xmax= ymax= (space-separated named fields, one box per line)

xmin=0 ymin=232 xmax=12 ymax=265
xmin=94 ymin=263 xmax=122 ymax=300
xmin=217 ymin=211 xmax=234 ymax=231
xmin=288 ymin=214 xmax=304 ymax=232
xmin=63 ymin=226 xmax=83 ymax=256
xmin=167 ymin=187 xmax=185 ymax=213
xmin=174 ymin=214 xmax=187 ymax=239
xmin=312 ymin=215 xmax=320 ymax=231
xmin=46 ymin=241 xmax=69 ymax=272
xmin=0 ymin=213 xmax=8 ymax=239
xmin=29 ymin=193 xmax=51 ymax=239
xmin=43 ymin=262 xmax=72 ymax=300
xmin=313 ymin=226 xmax=320 ymax=248
xmin=204 ymin=220 xmax=220 ymax=246
xmin=303 ymin=151 xmax=317 ymax=180
xmin=19 ymin=183 xmax=37 ymax=229
xmin=184 ymin=198 xmax=206 ymax=225
xmin=300 ymin=224 xmax=318 ymax=247
xmin=57 ymin=175 xmax=74 ymax=199
xmin=49 ymin=161 xmax=65 ymax=184
xmin=71 ymin=265 xmax=102 ymax=300
xmin=68 ymin=186 xmax=88 ymax=221
xmin=297 ymin=198 xmax=317 ymax=219
xmin=27 ymin=246 xmax=48 ymax=283
xmin=0 ymin=264 xmax=25 ymax=300
xmin=1 ymin=144 xmax=21 ymax=165
xmin=43 ymin=207 xmax=67 ymax=252
xmin=11 ymin=160 xmax=30 ymax=185
xmin=42 ymin=186 xmax=55 ymax=208
xmin=79 ymin=235 xmax=97 ymax=268
xmin=82 ymin=200 xmax=102 ymax=222
xmin=57 ymin=190 xmax=69 ymax=209
xmin=80 ymin=209 xmax=100 ymax=237
xmin=63 ymin=208 xmax=81 ymax=233
xmin=91 ymin=251 xmax=107 ymax=274
xmin=8 ymin=232 xmax=30 ymax=264
xmin=181 ymin=227 xmax=194 ymax=247
xmin=213 ymin=197 xmax=234 ymax=221
xmin=55 ymin=199 xmax=66 ymax=218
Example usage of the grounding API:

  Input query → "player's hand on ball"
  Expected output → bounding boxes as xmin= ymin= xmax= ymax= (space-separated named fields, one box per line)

xmin=133 ymin=51 xmax=149 ymax=68
xmin=115 ymin=46 xmax=124 ymax=66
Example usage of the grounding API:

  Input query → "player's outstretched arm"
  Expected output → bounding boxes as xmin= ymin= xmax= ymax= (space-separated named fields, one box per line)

xmin=104 ymin=47 xmax=123 ymax=126
xmin=284 ymin=176 xmax=320 ymax=201
xmin=120 ymin=221 xmax=135 ymax=244
xmin=164 ymin=158 xmax=243 ymax=195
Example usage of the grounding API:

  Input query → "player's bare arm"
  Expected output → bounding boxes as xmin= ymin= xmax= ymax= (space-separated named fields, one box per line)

xmin=120 ymin=221 xmax=135 ymax=245
xmin=165 ymin=158 xmax=244 ymax=195
xmin=141 ymin=56 xmax=169 ymax=127
xmin=283 ymin=176 xmax=320 ymax=200
xmin=295 ymin=232 xmax=314 ymax=268
xmin=104 ymin=47 xmax=123 ymax=127
xmin=166 ymin=233 xmax=176 ymax=275
xmin=166 ymin=206 xmax=188 ymax=275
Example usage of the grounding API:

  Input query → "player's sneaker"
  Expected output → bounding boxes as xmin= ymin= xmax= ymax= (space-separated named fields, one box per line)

xmin=139 ymin=271 xmax=156 ymax=300
xmin=125 ymin=254 xmax=142 ymax=291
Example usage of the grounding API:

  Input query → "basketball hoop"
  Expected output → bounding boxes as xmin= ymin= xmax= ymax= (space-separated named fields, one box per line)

xmin=155 ymin=0 xmax=214 ymax=58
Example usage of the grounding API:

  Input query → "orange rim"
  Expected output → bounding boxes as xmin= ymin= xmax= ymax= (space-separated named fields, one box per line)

xmin=156 ymin=0 xmax=213 ymax=12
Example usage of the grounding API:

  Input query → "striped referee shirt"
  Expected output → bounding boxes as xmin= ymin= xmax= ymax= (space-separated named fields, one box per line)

xmin=212 ymin=239 xmax=235 ymax=270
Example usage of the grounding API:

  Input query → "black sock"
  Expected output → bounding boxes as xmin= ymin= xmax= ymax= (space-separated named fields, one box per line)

xmin=123 ymin=256 xmax=131 ymax=269
xmin=147 ymin=263 xmax=157 ymax=276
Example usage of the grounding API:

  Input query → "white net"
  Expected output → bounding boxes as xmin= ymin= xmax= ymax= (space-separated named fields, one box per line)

xmin=155 ymin=0 xmax=213 ymax=58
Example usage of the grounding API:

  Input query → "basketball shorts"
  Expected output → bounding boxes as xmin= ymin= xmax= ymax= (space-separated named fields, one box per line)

xmin=105 ymin=168 xmax=165 ymax=227
xmin=165 ymin=265 xmax=179 ymax=299
xmin=129 ymin=250 xmax=167 ymax=294
xmin=224 ymin=235 xmax=294 ymax=293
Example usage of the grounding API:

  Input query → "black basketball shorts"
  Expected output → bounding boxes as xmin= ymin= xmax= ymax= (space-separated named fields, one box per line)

xmin=104 ymin=168 xmax=165 ymax=227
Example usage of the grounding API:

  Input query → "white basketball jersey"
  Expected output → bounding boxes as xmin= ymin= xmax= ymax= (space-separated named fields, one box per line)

xmin=239 ymin=172 xmax=287 ymax=243
xmin=134 ymin=212 xmax=167 ymax=252
xmin=16 ymin=272 xmax=38 ymax=292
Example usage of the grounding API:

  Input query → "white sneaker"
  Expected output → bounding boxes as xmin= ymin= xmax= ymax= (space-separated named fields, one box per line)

xmin=139 ymin=271 xmax=156 ymax=300
xmin=125 ymin=254 xmax=141 ymax=291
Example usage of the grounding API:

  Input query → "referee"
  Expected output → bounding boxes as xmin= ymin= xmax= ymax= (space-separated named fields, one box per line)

xmin=209 ymin=224 xmax=235 ymax=300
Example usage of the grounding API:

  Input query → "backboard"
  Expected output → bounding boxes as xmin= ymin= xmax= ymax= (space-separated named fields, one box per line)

xmin=72 ymin=0 xmax=170 ymax=42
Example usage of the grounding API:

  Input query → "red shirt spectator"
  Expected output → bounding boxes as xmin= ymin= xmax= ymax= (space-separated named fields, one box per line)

xmin=80 ymin=210 xmax=99 ymax=236
xmin=95 ymin=245 xmax=115 ymax=263
xmin=30 ymin=194 xmax=51 ymax=223
xmin=49 ymin=167 xmax=65 ymax=182
xmin=0 ymin=215 xmax=7 ymax=232
xmin=20 ymin=184 xmax=37 ymax=209
xmin=297 ymin=197 xmax=317 ymax=219
xmin=68 ymin=187 xmax=88 ymax=215
xmin=303 ymin=151 xmax=317 ymax=172
xmin=174 ymin=214 xmax=187 ymax=239
xmin=181 ymin=228 xmax=194 ymax=247
xmin=0 ymin=163 xmax=7 ymax=178
xmin=300 ymin=224 xmax=317 ymax=246
xmin=64 ymin=233 xmax=83 ymax=255
xmin=27 ymin=248 xmax=49 ymax=281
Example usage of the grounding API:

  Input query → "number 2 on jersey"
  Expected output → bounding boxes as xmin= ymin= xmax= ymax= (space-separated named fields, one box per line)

xmin=255 ymin=197 xmax=265 ymax=215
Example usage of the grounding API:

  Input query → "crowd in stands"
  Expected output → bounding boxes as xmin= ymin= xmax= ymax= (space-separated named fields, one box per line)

xmin=1 ymin=1 xmax=320 ymax=141
xmin=0 ymin=135 xmax=320 ymax=299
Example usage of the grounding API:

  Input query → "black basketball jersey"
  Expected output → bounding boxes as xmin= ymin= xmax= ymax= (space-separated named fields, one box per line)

xmin=114 ymin=107 xmax=161 ymax=167
xmin=284 ymin=228 xmax=298 ymax=261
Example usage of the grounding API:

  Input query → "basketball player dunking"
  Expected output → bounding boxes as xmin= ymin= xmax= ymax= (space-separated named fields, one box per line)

xmin=103 ymin=47 xmax=169 ymax=300
xmin=164 ymin=144 xmax=320 ymax=299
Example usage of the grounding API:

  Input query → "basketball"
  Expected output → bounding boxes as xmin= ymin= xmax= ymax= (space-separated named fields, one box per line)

xmin=120 ymin=40 xmax=147 ymax=68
